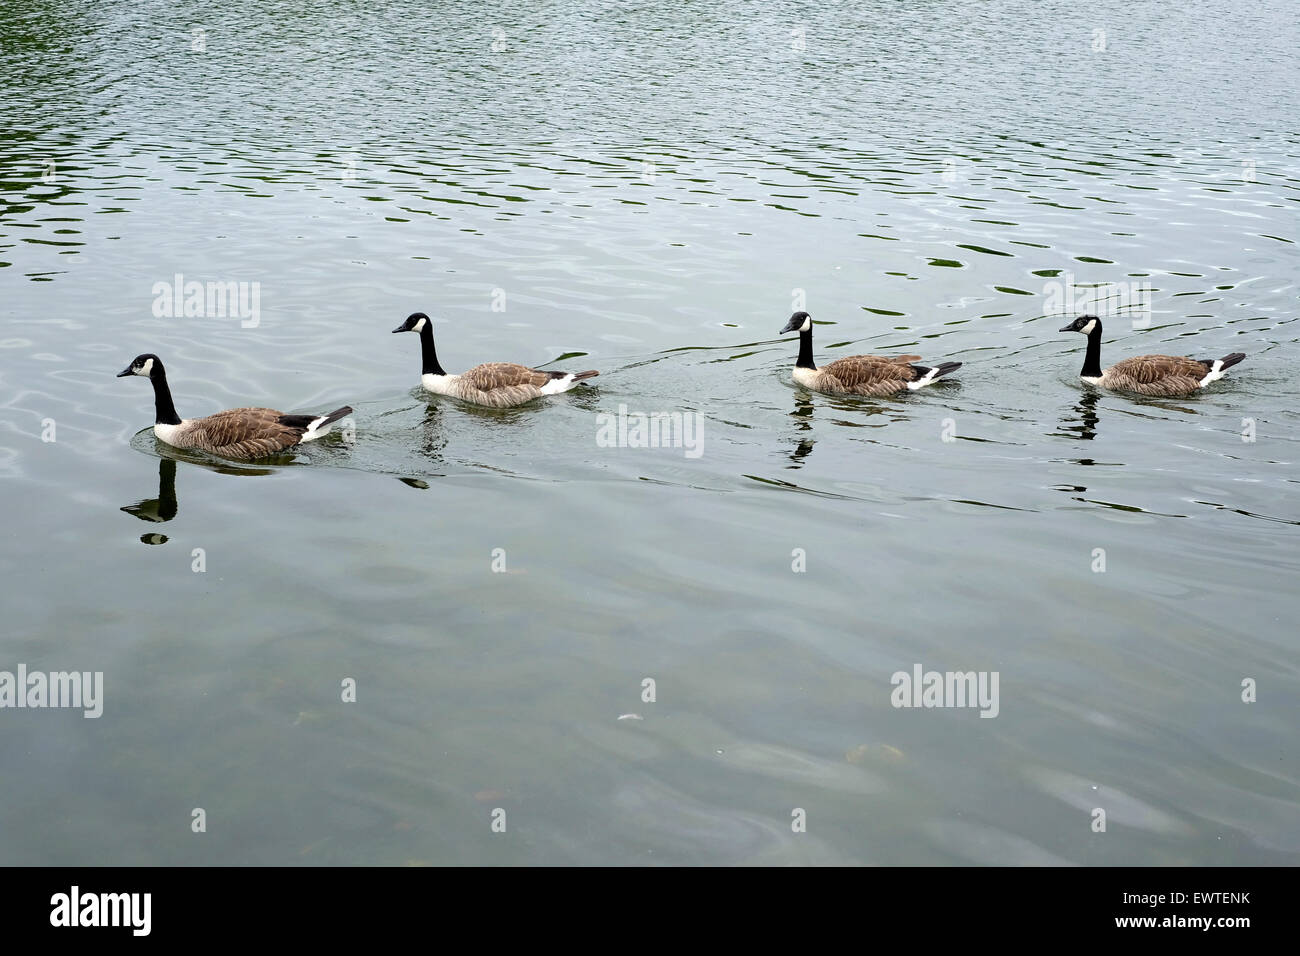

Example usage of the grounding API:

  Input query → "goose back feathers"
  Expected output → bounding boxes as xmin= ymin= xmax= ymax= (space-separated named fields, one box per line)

xmin=780 ymin=311 xmax=961 ymax=397
xmin=1060 ymin=316 xmax=1246 ymax=396
xmin=441 ymin=362 xmax=599 ymax=408
xmin=157 ymin=406 xmax=351 ymax=459
xmin=393 ymin=312 xmax=598 ymax=408
xmin=117 ymin=354 xmax=352 ymax=460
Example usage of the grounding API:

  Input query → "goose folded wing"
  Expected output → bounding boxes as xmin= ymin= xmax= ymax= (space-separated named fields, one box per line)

xmin=201 ymin=407 xmax=304 ymax=455
xmin=1109 ymin=355 xmax=1207 ymax=383
xmin=461 ymin=362 xmax=554 ymax=391
xmin=820 ymin=354 xmax=922 ymax=388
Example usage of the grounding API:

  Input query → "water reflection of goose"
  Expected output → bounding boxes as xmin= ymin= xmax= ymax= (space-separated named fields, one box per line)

xmin=419 ymin=399 xmax=448 ymax=461
xmin=121 ymin=457 xmax=178 ymax=533
xmin=786 ymin=396 xmax=815 ymax=467
xmin=1053 ymin=390 xmax=1100 ymax=441
xmin=120 ymin=444 xmax=294 ymax=543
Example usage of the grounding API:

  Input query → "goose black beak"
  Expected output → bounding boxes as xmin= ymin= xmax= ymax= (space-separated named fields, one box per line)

xmin=116 ymin=366 xmax=133 ymax=377
xmin=1059 ymin=322 xmax=1077 ymax=333
xmin=780 ymin=320 xmax=799 ymax=334
xmin=391 ymin=325 xmax=409 ymax=334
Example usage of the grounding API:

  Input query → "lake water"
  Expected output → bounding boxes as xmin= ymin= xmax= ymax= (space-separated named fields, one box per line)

xmin=2 ymin=0 xmax=1297 ymax=865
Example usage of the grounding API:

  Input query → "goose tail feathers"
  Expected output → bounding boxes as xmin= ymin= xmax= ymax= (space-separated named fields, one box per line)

xmin=296 ymin=405 xmax=353 ymax=442
xmin=1199 ymin=353 xmax=1246 ymax=387
xmin=906 ymin=361 xmax=962 ymax=390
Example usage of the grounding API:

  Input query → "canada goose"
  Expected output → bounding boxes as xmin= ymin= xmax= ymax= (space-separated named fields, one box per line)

xmin=392 ymin=312 xmax=599 ymax=408
xmin=116 ymin=354 xmax=353 ymax=460
xmin=1059 ymin=315 xmax=1246 ymax=396
xmin=779 ymin=311 xmax=961 ymax=397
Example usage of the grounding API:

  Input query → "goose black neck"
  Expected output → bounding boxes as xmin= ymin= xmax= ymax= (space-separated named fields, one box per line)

xmin=795 ymin=328 xmax=817 ymax=370
xmin=149 ymin=364 xmax=182 ymax=425
xmin=1080 ymin=322 xmax=1103 ymax=378
xmin=419 ymin=323 xmax=447 ymax=376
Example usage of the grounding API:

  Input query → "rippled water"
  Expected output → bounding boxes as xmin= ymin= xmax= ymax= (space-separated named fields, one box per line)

xmin=2 ymin=1 xmax=1298 ymax=865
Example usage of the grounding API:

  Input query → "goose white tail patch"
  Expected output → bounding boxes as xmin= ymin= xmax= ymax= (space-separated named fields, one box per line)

xmin=300 ymin=415 xmax=335 ymax=442
xmin=540 ymin=374 xmax=576 ymax=395
xmin=906 ymin=367 xmax=941 ymax=390
xmin=1198 ymin=359 xmax=1225 ymax=388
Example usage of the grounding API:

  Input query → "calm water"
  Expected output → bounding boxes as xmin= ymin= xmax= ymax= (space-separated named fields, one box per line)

xmin=2 ymin=1 xmax=1298 ymax=865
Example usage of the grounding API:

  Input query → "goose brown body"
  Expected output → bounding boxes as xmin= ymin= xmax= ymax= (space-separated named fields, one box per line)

xmin=436 ymin=362 xmax=600 ymax=408
xmin=1097 ymin=355 xmax=1220 ymax=397
xmin=164 ymin=407 xmax=351 ymax=458
xmin=800 ymin=353 xmax=930 ymax=397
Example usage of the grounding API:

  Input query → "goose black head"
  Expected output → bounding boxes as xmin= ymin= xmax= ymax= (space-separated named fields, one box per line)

xmin=1060 ymin=314 xmax=1101 ymax=335
xmin=117 ymin=353 xmax=162 ymax=378
xmin=392 ymin=312 xmax=431 ymax=334
xmin=781 ymin=311 xmax=812 ymax=335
